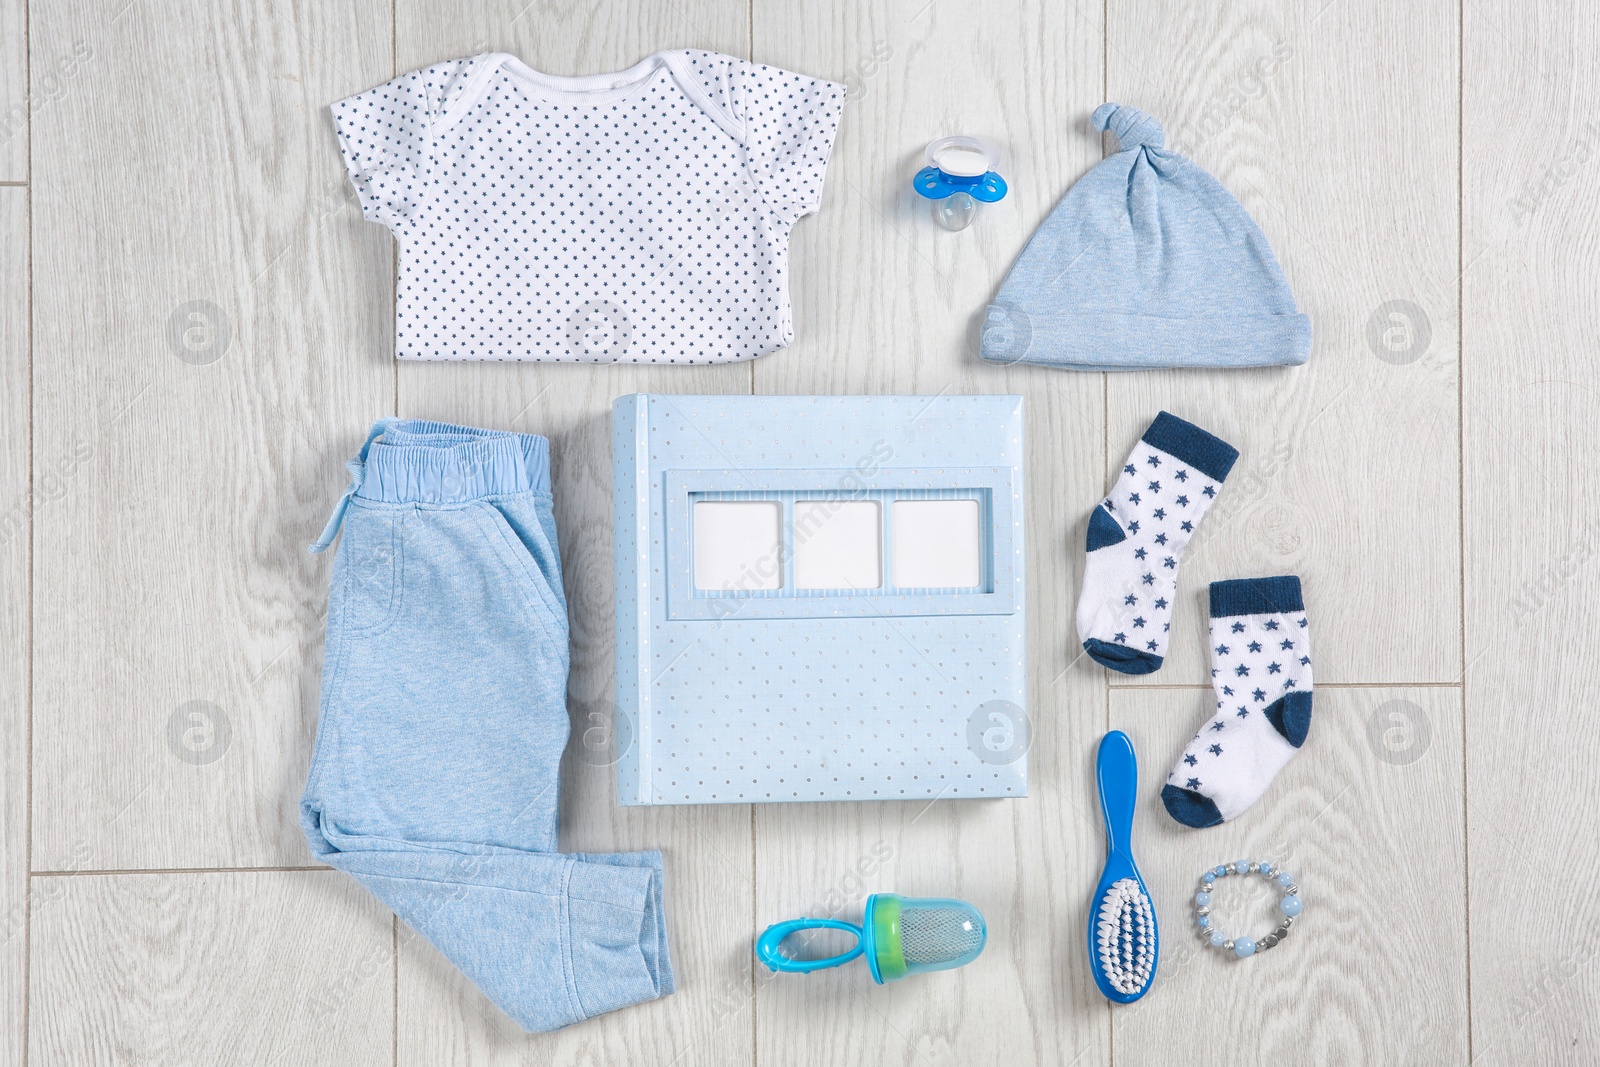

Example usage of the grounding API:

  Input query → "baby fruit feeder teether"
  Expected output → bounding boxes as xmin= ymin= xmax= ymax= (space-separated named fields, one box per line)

xmin=756 ymin=893 xmax=987 ymax=983
xmin=913 ymin=136 xmax=1007 ymax=231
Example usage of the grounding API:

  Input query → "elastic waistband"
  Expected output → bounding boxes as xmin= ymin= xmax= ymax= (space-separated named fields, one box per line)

xmin=357 ymin=420 xmax=550 ymax=504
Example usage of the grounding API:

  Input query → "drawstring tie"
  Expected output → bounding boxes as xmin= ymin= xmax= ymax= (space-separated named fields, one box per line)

xmin=308 ymin=418 xmax=396 ymax=554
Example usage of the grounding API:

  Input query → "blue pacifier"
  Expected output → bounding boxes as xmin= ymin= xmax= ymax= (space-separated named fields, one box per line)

xmin=756 ymin=893 xmax=986 ymax=983
xmin=913 ymin=136 xmax=1007 ymax=231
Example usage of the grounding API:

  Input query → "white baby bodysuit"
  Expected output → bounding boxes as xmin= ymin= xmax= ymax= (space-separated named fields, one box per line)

xmin=332 ymin=51 xmax=845 ymax=363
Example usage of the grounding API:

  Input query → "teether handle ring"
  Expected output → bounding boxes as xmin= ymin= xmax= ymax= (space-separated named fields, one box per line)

xmin=756 ymin=918 xmax=865 ymax=973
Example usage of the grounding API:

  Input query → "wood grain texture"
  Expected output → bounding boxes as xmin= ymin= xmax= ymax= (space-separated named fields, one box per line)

xmin=1111 ymin=686 xmax=1468 ymax=1064
xmin=16 ymin=0 xmax=1600 ymax=1061
xmin=27 ymin=870 xmax=392 ymax=1065
xmin=749 ymin=2 xmax=1111 ymax=1064
xmin=0 ymin=188 xmax=27 ymax=1067
xmin=0 ymin=0 xmax=22 ymax=181
xmin=1463 ymin=2 xmax=1600 ymax=1062
xmin=28 ymin=0 xmax=395 ymax=869
xmin=1104 ymin=0 xmax=1461 ymax=687
xmin=388 ymin=3 xmax=759 ymax=1063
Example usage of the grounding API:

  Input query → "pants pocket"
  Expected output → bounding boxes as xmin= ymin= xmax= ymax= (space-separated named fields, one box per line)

xmin=470 ymin=497 xmax=568 ymax=633
xmin=330 ymin=505 xmax=405 ymax=639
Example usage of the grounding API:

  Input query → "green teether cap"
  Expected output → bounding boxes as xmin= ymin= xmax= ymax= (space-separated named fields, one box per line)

xmin=869 ymin=894 xmax=906 ymax=982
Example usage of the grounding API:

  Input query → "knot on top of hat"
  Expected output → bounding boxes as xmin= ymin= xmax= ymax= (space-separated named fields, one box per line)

xmin=1092 ymin=103 xmax=1164 ymax=152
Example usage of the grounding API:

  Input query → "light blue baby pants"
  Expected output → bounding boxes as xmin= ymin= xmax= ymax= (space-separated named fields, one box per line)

xmin=301 ymin=419 xmax=673 ymax=1032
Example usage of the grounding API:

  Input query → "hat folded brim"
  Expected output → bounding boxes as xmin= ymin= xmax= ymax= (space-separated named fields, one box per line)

xmin=980 ymin=306 xmax=1312 ymax=371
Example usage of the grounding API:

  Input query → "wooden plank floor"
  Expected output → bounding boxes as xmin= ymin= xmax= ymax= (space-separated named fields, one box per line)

xmin=3 ymin=0 xmax=1596 ymax=1063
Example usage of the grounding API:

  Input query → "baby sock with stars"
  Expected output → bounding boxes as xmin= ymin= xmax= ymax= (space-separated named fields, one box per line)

xmin=1076 ymin=412 xmax=1239 ymax=674
xmin=1162 ymin=576 xmax=1314 ymax=828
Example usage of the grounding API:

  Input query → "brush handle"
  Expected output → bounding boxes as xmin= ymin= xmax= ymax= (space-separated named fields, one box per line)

xmin=1096 ymin=730 xmax=1139 ymax=857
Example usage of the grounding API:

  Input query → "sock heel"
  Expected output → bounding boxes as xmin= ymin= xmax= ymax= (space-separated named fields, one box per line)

xmin=1085 ymin=504 xmax=1127 ymax=551
xmin=1263 ymin=691 xmax=1313 ymax=748
xmin=1082 ymin=638 xmax=1163 ymax=675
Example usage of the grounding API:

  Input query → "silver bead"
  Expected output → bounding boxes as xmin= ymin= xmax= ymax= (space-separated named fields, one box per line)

xmin=1196 ymin=905 xmax=1210 ymax=916
xmin=1283 ymin=914 xmax=1296 ymax=927
xmin=1261 ymin=935 xmax=1277 ymax=949
xmin=1225 ymin=864 xmax=1236 ymax=874
xmin=1223 ymin=939 xmax=1235 ymax=951
xmin=1286 ymin=883 xmax=1299 ymax=896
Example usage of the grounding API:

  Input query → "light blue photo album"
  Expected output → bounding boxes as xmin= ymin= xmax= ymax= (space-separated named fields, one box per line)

xmin=612 ymin=394 xmax=1027 ymax=805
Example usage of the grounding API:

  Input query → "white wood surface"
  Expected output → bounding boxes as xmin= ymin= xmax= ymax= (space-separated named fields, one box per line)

xmin=8 ymin=0 xmax=1598 ymax=1063
xmin=27 ymin=871 xmax=392 ymax=1065
xmin=28 ymin=0 xmax=394 ymax=871
xmin=1463 ymin=2 xmax=1600 ymax=1062
xmin=0 ymin=0 xmax=23 ymax=182
xmin=1 ymin=188 xmax=28 ymax=1067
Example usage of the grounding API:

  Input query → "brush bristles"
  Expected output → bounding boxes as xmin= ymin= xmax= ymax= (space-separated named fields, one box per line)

xmin=1096 ymin=878 xmax=1154 ymax=995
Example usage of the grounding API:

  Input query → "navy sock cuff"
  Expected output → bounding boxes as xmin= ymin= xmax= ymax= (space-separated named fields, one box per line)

xmin=1140 ymin=412 xmax=1239 ymax=482
xmin=1210 ymin=575 xmax=1303 ymax=617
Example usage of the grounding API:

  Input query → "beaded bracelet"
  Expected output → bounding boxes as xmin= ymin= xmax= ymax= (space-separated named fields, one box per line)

xmin=1193 ymin=860 xmax=1302 ymax=958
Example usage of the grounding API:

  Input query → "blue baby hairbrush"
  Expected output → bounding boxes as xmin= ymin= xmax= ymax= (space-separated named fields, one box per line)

xmin=1088 ymin=730 xmax=1159 ymax=1002
xmin=756 ymin=893 xmax=986 ymax=983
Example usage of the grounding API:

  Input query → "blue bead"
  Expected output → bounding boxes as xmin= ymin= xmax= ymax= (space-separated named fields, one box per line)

xmin=1214 ymin=865 xmax=1227 ymax=877
xmin=1195 ymin=892 xmax=1212 ymax=906
xmin=1280 ymin=895 xmax=1302 ymax=917
xmin=1235 ymin=859 xmax=1251 ymax=872
xmin=1277 ymin=872 xmax=1293 ymax=886
xmin=1198 ymin=915 xmax=1211 ymax=928
xmin=1233 ymin=937 xmax=1257 ymax=958
xmin=1202 ymin=872 xmax=1216 ymax=884
xmin=1259 ymin=863 xmax=1273 ymax=875
xmin=1209 ymin=932 xmax=1226 ymax=948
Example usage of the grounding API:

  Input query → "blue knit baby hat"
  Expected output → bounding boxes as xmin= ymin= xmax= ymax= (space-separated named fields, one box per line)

xmin=980 ymin=104 xmax=1311 ymax=371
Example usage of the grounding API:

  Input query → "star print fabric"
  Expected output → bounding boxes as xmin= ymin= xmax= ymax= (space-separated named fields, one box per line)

xmin=1162 ymin=576 xmax=1314 ymax=828
xmin=332 ymin=51 xmax=844 ymax=363
xmin=1076 ymin=412 xmax=1239 ymax=674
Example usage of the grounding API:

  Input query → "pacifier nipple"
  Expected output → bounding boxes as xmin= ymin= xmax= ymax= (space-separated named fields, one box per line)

xmin=1091 ymin=103 xmax=1164 ymax=152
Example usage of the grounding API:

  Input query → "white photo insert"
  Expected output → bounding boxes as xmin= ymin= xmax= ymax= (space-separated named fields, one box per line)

xmin=793 ymin=500 xmax=883 ymax=590
xmin=693 ymin=500 xmax=783 ymax=591
xmin=892 ymin=499 xmax=982 ymax=589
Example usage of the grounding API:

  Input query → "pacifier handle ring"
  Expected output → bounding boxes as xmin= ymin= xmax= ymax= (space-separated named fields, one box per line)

xmin=755 ymin=918 xmax=866 ymax=973
xmin=923 ymin=135 xmax=1001 ymax=174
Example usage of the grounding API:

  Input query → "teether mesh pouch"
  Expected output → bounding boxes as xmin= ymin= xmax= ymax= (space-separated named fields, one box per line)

xmin=866 ymin=894 xmax=986 ymax=982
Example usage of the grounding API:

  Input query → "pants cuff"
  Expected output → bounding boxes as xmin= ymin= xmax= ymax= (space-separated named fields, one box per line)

xmin=565 ymin=851 xmax=675 ymax=1021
